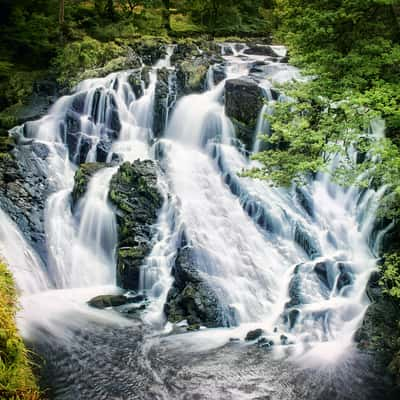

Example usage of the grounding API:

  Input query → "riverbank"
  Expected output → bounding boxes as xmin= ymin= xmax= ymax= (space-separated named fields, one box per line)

xmin=0 ymin=261 xmax=41 ymax=400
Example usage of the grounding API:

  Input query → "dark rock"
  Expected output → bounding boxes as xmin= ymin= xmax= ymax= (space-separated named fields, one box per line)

xmin=65 ymin=130 xmax=92 ymax=163
xmin=314 ymin=261 xmax=331 ymax=289
xmin=128 ymin=70 xmax=144 ymax=99
xmin=288 ymin=309 xmax=300 ymax=330
xmin=0 ymin=142 xmax=55 ymax=262
xmin=294 ymin=223 xmax=321 ymax=259
xmin=109 ymin=161 xmax=162 ymax=290
xmin=244 ymin=45 xmax=280 ymax=57
xmin=225 ymin=77 xmax=263 ymax=150
xmin=245 ymin=328 xmax=264 ymax=341
xmin=280 ymin=334 xmax=289 ymax=345
xmin=96 ymin=140 xmax=113 ymax=163
xmin=336 ymin=263 xmax=353 ymax=291
xmin=258 ymin=337 xmax=274 ymax=348
xmin=135 ymin=42 xmax=167 ymax=66
xmin=176 ymin=58 xmax=210 ymax=96
xmin=88 ymin=294 xmax=131 ymax=309
xmin=154 ymin=68 xmax=177 ymax=137
xmin=164 ymin=247 xmax=235 ymax=328
xmin=71 ymin=163 xmax=110 ymax=207
xmin=213 ymin=64 xmax=227 ymax=85
xmin=295 ymin=186 xmax=314 ymax=218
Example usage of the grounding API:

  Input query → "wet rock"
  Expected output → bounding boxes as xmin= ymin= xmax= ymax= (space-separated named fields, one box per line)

xmin=164 ymin=247 xmax=235 ymax=328
xmin=213 ymin=64 xmax=227 ymax=85
xmin=245 ymin=328 xmax=264 ymax=341
xmin=280 ymin=334 xmax=289 ymax=345
xmin=154 ymin=68 xmax=177 ymax=137
xmin=0 ymin=142 xmax=55 ymax=262
xmin=88 ymin=295 xmax=131 ymax=309
xmin=314 ymin=261 xmax=331 ymax=289
xmin=109 ymin=161 xmax=162 ymax=291
xmin=225 ymin=77 xmax=263 ymax=150
xmin=295 ymin=186 xmax=314 ymax=218
xmin=287 ymin=309 xmax=300 ymax=330
xmin=294 ymin=223 xmax=321 ymax=259
xmin=71 ymin=163 xmax=109 ymax=207
xmin=258 ymin=337 xmax=274 ymax=348
xmin=244 ymin=45 xmax=280 ymax=57
xmin=176 ymin=58 xmax=210 ymax=96
xmin=135 ymin=41 xmax=167 ymax=66
xmin=128 ymin=70 xmax=145 ymax=99
xmin=336 ymin=263 xmax=354 ymax=291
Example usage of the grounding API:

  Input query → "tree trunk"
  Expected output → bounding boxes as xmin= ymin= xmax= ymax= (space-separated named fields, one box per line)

xmin=59 ymin=0 xmax=65 ymax=25
xmin=162 ymin=0 xmax=171 ymax=31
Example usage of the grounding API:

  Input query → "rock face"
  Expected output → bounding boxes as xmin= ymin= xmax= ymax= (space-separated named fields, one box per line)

xmin=244 ymin=44 xmax=280 ymax=58
xmin=109 ymin=161 xmax=162 ymax=291
xmin=71 ymin=163 xmax=110 ymax=207
xmin=0 ymin=141 xmax=54 ymax=261
xmin=153 ymin=68 xmax=177 ymax=137
xmin=225 ymin=77 xmax=263 ymax=150
xmin=164 ymin=247 xmax=236 ymax=328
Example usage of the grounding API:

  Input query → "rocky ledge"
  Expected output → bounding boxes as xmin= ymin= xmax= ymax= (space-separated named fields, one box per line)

xmin=109 ymin=161 xmax=163 ymax=291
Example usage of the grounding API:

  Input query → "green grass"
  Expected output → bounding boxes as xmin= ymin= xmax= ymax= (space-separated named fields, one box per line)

xmin=0 ymin=261 xmax=41 ymax=400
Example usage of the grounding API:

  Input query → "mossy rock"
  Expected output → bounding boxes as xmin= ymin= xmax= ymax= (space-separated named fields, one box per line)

xmin=71 ymin=163 xmax=109 ymax=207
xmin=109 ymin=161 xmax=162 ymax=290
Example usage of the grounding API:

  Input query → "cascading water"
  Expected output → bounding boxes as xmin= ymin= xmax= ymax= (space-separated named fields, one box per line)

xmin=0 ymin=41 xmax=390 ymax=399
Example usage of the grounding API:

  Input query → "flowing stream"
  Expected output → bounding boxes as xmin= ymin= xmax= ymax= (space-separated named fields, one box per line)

xmin=0 ymin=44 xmax=389 ymax=399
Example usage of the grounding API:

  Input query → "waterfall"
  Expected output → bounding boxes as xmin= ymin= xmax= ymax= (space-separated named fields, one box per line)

xmin=0 ymin=42 xmax=388 ymax=370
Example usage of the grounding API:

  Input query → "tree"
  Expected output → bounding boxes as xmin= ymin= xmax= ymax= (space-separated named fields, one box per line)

xmin=162 ymin=0 xmax=171 ymax=31
xmin=59 ymin=0 xmax=64 ymax=25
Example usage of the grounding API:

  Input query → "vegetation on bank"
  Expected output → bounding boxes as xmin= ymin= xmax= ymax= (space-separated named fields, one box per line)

xmin=0 ymin=261 xmax=41 ymax=400
xmin=0 ymin=0 xmax=275 ymax=132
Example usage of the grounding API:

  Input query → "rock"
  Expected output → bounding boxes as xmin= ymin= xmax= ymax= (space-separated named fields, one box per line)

xmin=176 ymin=58 xmax=210 ymax=96
xmin=134 ymin=41 xmax=167 ymax=66
xmin=71 ymin=163 xmax=110 ymax=207
xmin=314 ymin=261 xmax=331 ymax=289
xmin=287 ymin=309 xmax=300 ymax=330
xmin=109 ymin=161 xmax=162 ymax=290
xmin=280 ymin=334 xmax=289 ymax=345
xmin=244 ymin=45 xmax=280 ymax=57
xmin=295 ymin=186 xmax=314 ymax=218
xmin=336 ymin=262 xmax=353 ymax=291
xmin=0 ymin=141 xmax=55 ymax=262
xmin=164 ymin=247 xmax=236 ymax=328
xmin=212 ymin=64 xmax=227 ymax=85
xmin=294 ymin=223 xmax=321 ymax=259
xmin=88 ymin=294 xmax=131 ymax=309
xmin=153 ymin=68 xmax=177 ymax=137
xmin=258 ymin=337 xmax=274 ymax=348
xmin=245 ymin=328 xmax=264 ymax=341
xmin=128 ymin=70 xmax=145 ymax=99
xmin=225 ymin=77 xmax=263 ymax=150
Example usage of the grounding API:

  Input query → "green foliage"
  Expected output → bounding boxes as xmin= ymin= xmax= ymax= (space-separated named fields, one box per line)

xmin=52 ymin=36 xmax=125 ymax=86
xmin=249 ymin=0 xmax=400 ymax=220
xmin=0 ymin=261 xmax=41 ymax=399
xmin=380 ymin=253 xmax=400 ymax=299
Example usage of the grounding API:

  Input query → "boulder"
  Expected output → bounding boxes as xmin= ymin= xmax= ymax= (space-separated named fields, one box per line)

xmin=88 ymin=294 xmax=131 ymax=309
xmin=176 ymin=58 xmax=210 ymax=96
xmin=225 ymin=77 xmax=263 ymax=150
xmin=245 ymin=328 xmax=264 ymax=341
xmin=164 ymin=247 xmax=236 ymax=328
xmin=109 ymin=161 xmax=162 ymax=290
xmin=128 ymin=70 xmax=145 ymax=100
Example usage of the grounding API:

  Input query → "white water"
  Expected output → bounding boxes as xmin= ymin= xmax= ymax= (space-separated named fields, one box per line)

xmin=0 ymin=43 xmax=387 ymax=367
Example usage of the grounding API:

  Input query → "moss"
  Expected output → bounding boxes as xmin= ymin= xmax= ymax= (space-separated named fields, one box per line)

xmin=0 ymin=261 xmax=41 ymax=399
